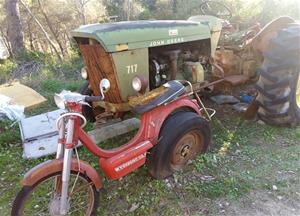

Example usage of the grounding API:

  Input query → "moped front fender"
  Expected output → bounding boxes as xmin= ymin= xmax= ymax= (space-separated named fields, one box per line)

xmin=21 ymin=159 xmax=102 ymax=190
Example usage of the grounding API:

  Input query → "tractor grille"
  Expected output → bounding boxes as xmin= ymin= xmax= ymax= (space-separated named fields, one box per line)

xmin=79 ymin=44 xmax=123 ymax=104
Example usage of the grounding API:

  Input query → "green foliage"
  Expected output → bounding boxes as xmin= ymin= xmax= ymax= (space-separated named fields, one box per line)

xmin=136 ymin=0 xmax=300 ymax=25
xmin=52 ymin=51 xmax=84 ymax=79
xmin=0 ymin=120 xmax=20 ymax=147
xmin=138 ymin=0 xmax=157 ymax=12
xmin=40 ymin=79 xmax=82 ymax=93
xmin=259 ymin=0 xmax=300 ymax=24
xmin=0 ymin=59 xmax=16 ymax=83
xmin=137 ymin=9 xmax=151 ymax=20
xmin=0 ymin=49 xmax=84 ymax=84
xmin=15 ymin=50 xmax=53 ymax=63
xmin=103 ymin=0 xmax=127 ymax=20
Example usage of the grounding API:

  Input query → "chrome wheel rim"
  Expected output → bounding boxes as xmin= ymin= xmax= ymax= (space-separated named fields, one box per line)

xmin=20 ymin=173 xmax=94 ymax=216
xmin=171 ymin=130 xmax=204 ymax=171
xmin=296 ymin=73 xmax=300 ymax=108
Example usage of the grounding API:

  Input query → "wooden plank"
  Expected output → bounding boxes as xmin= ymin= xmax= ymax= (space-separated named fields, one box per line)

xmin=89 ymin=118 xmax=140 ymax=144
xmin=79 ymin=44 xmax=123 ymax=104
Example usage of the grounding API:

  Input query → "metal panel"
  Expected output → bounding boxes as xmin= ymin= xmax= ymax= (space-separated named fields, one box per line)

xmin=112 ymin=48 xmax=149 ymax=101
xmin=19 ymin=109 xmax=64 ymax=142
xmin=0 ymin=82 xmax=47 ymax=111
xmin=71 ymin=20 xmax=211 ymax=52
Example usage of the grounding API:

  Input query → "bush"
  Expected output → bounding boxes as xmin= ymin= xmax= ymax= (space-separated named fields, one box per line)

xmin=0 ymin=59 xmax=16 ymax=84
xmin=0 ymin=49 xmax=84 ymax=87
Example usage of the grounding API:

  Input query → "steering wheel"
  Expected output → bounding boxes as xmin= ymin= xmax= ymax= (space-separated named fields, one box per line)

xmin=200 ymin=1 xmax=232 ymax=19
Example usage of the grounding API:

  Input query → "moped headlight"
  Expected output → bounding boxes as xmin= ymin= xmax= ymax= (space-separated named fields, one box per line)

xmin=81 ymin=67 xmax=88 ymax=80
xmin=54 ymin=94 xmax=65 ymax=109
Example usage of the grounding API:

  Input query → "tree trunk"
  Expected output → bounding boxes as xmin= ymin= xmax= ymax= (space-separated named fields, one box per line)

xmin=37 ymin=0 xmax=66 ymax=57
xmin=28 ymin=20 xmax=35 ymax=51
xmin=19 ymin=0 xmax=63 ymax=61
xmin=80 ymin=0 xmax=87 ymax=25
xmin=75 ymin=0 xmax=90 ymax=25
xmin=0 ymin=27 xmax=13 ymax=57
xmin=5 ymin=0 xmax=25 ymax=56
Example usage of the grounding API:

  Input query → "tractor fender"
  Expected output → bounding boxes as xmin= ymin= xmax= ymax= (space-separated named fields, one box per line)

xmin=251 ymin=16 xmax=295 ymax=53
xmin=21 ymin=159 xmax=102 ymax=190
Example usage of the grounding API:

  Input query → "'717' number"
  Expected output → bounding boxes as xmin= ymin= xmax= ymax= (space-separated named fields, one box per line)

xmin=126 ymin=64 xmax=138 ymax=74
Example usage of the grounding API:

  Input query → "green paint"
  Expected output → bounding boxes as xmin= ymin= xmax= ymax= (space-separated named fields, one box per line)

xmin=112 ymin=48 xmax=149 ymax=100
xmin=71 ymin=20 xmax=213 ymax=52
xmin=71 ymin=17 xmax=222 ymax=101
xmin=188 ymin=15 xmax=222 ymax=55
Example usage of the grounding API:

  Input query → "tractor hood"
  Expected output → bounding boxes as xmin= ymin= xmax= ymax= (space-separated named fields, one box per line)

xmin=71 ymin=20 xmax=212 ymax=52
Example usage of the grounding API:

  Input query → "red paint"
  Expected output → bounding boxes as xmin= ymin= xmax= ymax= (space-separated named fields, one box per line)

xmin=22 ymin=95 xmax=202 ymax=188
xmin=77 ymin=96 xmax=201 ymax=179
xmin=78 ymin=96 xmax=201 ymax=160
xmin=22 ymin=159 xmax=102 ymax=189
xmin=100 ymin=141 xmax=153 ymax=179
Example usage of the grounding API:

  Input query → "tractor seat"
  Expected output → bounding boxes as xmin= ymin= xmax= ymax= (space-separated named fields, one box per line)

xmin=132 ymin=80 xmax=186 ymax=114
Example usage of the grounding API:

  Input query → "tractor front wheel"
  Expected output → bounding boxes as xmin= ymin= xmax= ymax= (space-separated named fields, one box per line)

xmin=147 ymin=112 xmax=211 ymax=179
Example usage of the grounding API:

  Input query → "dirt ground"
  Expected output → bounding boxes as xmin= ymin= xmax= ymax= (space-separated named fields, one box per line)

xmin=221 ymin=190 xmax=300 ymax=216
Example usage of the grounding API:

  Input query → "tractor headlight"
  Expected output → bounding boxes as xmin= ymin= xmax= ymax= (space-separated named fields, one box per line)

xmin=54 ymin=94 xmax=65 ymax=109
xmin=132 ymin=75 xmax=148 ymax=93
xmin=81 ymin=67 xmax=88 ymax=80
xmin=132 ymin=76 xmax=142 ymax=92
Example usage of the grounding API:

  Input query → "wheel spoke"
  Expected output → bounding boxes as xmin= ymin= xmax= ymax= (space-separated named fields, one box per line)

xmin=19 ymin=173 xmax=94 ymax=215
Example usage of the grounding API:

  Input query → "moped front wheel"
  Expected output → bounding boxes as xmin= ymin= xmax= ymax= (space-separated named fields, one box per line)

xmin=12 ymin=172 xmax=99 ymax=216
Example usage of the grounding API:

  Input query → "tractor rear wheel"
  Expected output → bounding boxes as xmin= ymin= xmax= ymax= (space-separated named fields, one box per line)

xmin=147 ymin=112 xmax=211 ymax=179
xmin=255 ymin=23 xmax=300 ymax=126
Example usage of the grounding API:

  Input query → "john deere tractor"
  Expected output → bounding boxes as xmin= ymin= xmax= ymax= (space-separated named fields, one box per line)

xmin=71 ymin=1 xmax=300 ymax=126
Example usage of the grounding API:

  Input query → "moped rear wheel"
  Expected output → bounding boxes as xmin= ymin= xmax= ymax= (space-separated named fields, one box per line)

xmin=11 ymin=172 xmax=99 ymax=216
xmin=147 ymin=111 xmax=211 ymax=179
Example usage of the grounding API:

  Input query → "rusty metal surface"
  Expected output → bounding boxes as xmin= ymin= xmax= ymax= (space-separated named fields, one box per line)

xmin=79 ymin=44 xmax=123 ymax=104
xmin=94 ymin=101 xmax=131 ymax=113
xmin=212 ymin=18 xmax=278 ymax=81
xmin=128 ymin=86 xmax=168 ymax=107
xmin=22 ymin=159 xmax=102 ymax=189
xmin=213 ymin=46 xmax=261 ymax=81
xmin=252 ymin=16 xmax=294 ymax=53
xmin=93 ymin=86 xmax=168 ymax=113
xmin=190 ymin=80 xmax=220 ymax=94
xmin=213 ymin=48 xmax=242 ymax=76
xmin=224 ymin=75 xmax=249 ymax=86
xmin=171 ymin=130 xmax=204 ymax=171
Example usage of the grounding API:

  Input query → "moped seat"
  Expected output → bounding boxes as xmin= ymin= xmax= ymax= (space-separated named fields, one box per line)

xmin=132 ymin=80 xmax=186 ymax=114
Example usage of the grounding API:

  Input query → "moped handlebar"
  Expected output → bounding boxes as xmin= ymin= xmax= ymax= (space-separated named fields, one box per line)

xmin=84 ymin=95 xmax=104 ymax=103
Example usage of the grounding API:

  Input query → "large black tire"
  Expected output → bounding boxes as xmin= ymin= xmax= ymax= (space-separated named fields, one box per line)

xmin=11 ymin=172 xmax=99 ymax=216
xmin=255 ymin=23 xmax=300 ymax=126
xmin=80 ymin=81 xmax=96 ymax=122
xmin=147 ymin=112 xmax=211 ymax=179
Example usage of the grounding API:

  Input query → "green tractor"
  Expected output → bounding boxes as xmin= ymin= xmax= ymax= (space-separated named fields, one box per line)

xmin=71 ymin=1 xmax=300 ymax=126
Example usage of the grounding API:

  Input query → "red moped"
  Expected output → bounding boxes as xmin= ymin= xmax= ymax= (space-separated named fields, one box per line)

xmin=12 ymin=79 xmax=212 ymax=215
